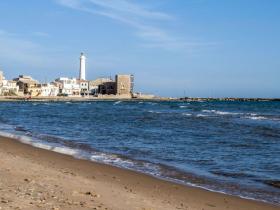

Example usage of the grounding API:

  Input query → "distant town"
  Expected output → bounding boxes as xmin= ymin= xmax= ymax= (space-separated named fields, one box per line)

xmin=0 ymin=53 xmax=156 ymax=100
xmin=0 ymin=53 xmax=279 ymax=102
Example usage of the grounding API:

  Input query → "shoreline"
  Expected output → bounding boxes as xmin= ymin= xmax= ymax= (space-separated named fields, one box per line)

xmin=0 ymin=135 xmax=279 ymax=210
xmin=0 ymin=96 xmax=280 ymax=102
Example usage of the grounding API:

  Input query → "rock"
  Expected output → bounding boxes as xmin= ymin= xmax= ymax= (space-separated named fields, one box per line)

xmin=80 ymin=201 xmax=87 ymax=207
xmin=265 ymin=180 xmax=280 ymax=189
xmin=85 ymin=191 xmax=92 ymax=196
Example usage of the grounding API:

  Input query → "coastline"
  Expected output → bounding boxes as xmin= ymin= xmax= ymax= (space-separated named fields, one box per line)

xmin=0 ymin=96 xmax=280 ymax=102
xmin=0 ymin=135 xmax=279 ymax=210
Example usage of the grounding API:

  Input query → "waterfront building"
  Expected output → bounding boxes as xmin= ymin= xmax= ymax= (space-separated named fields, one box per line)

xmin=1 ymin=80 xmax=19 ymax=96
xmin=89 ymin=78 xmax=113 ymax=95
xmin=0 ymin=71 xmax=19 ymax=96
xmin=13 ymin=75 xmax=39 ymax=95
xmin=79 ymin=53 xmax=86 ymax=80
xmin=0 ymin=71 xmax=3 ymax=85
xmin=55 ymin=77 xmax=80 ymax=96
xmin=0 ymin=71 xmax=4 ymax=95
xmin=115 ymin=74 xmax=134 ymax=95
xmin=88 ymin=75 xmax=134 ymax=96
xmin=98 ymin=81 xmax=116 ymax=95
xmin=39 ymin=83 xmax=59 ymax=97
xmin=27 ymin=85 xmax=42 ymax=97
xmin=78 ymin=79 xmax=90 ymax=96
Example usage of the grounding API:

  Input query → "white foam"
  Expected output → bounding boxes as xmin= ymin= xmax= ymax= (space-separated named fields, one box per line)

xmin=196 ymin=114 xmax=208 ymax=117
xmin=249 ymin=113 xmax=258 ymax=116
xmin=182 ymin=113 xmax=192 ymax=116
xmin=113 ymin=101 xmax=122 ymax=105
xmin=17 ymin=135 xmax=33 ymax=144
xmin=202 ymin=110 xmax=239 ymax=115
xmin=90 ymin=153 xmax=135 ymax=168
xmin=246 ymin=116 xmax=267 ymax=120
xmin=202 ymin=110 xmax=215 ymax=113
xmin=0 ymin=130 xmax=79 ymax=157
xmin=148 ymin=110 xmax=161 ymax=114
xmin=32 ymin=142 xmax=52 ymax=150
xmin=0 ymin=131 xmax=18 ymax=139
xmin=179 ymin=105 xmax=188 ymax=108
xmin=145 ymin=102 xmax=157 ymax=105
xmin=53 ymin=147 xmax=78 ymax=156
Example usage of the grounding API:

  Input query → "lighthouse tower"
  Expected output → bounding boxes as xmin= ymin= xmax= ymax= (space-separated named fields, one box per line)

xmin=79 ymin=52 xmax=86 ymax=80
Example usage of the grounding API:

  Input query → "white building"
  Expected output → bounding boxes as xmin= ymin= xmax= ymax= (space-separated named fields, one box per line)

xmin=79 ymin=53 xmax=86 ymax=80
xmin=2 ymin=80 xmax=19 ymax=95
xmin=39 ymin=83 xmax=59 ymax=97
xmin=78 ymin=80 xmax=90 ymax=96
xmin=0 ymin=71 xmax=3 ymax=84
xmin=55 ymin=77 xmax=80 ymax=96
xmin=0 ymin=71 xmax=19 ymax=96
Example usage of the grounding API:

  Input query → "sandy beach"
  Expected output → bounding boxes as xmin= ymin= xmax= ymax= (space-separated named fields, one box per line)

xmin=0 ymin=136 xmax=279 ymax=210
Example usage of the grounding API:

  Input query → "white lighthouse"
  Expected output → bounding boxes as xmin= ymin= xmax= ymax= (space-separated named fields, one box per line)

xmin=79 ymin=52 xmax=86 ymax=80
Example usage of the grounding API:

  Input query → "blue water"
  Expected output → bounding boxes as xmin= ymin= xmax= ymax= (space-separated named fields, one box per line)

xmin=0 ymin=101 xmax=279 ymax=204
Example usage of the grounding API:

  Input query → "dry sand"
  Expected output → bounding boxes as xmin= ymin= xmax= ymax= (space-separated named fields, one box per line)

xmin=0 ymin=136 xmax=279 ymax=210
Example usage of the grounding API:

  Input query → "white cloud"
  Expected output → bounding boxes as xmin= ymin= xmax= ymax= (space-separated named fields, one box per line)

xmin=88 ymin=0 xmax=173 ymax=20
xmin=32 ymin=31 xmax=50 ymax=37
xmin=0 ymin=30 xmax=47 ymax=67
xmin=55 ymin=0 xmax=213 ymax=51
xmin=0 ymin=30 xmax=70 ymax=77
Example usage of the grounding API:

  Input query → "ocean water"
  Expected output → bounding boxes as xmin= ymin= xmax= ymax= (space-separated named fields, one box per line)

xmin=0 ymin=101 xmax=279 ymax=204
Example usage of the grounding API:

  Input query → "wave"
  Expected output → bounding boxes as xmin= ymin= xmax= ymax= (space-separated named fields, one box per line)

xmin=0 ymin=130 xmax=80 ymax=157
xmin=90 ymin=153 xmax=135 ymax=168
xmin=179 ymin=104 xmax=189 ymax=108
xmin=145 ymin=102 xmax=157 ymax=105
xmin=202 ymin=110 xmax=240 ymax=115
xmin=15 ymin=126 xmax=29 ymax=132
xmin=113 ymin=101 xmax=122 ymax=105
xmin=148 ymin=110 xmax=162 ymax=114
xmin=180 ymin=106 xmax=187 ymax=108
xmin=0 ymin=129 xmax=279 ymax=205
xmin=196 ymin=114 xmax=209 ymax=117
xmin=182 ymin=113 xmax=192 ymax=116
xmin=245 ymin=116 xmax=268 ymax=120
xmin=200 ymin=110 xmax=280 ymax=122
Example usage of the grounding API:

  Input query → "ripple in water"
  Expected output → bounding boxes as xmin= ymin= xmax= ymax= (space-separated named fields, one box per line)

xmin=0 ymin=101 xmax=279 ymax=204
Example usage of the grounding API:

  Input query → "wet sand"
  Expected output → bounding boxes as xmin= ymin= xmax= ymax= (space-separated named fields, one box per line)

xmin=0 ymin=136 xmax=279 ymax=210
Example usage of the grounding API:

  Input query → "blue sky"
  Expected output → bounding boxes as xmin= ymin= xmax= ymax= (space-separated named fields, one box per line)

xmin=0 ymin=0 xmax=279 ymax=97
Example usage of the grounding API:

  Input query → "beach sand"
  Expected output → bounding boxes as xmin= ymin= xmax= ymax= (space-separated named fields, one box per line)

xmin=0 ymin=136 xmax=279 ymax=210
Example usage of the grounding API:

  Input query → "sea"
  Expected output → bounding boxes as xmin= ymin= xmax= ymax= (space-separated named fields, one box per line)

xmin=0 ymin=100 xmax=279 ymax=204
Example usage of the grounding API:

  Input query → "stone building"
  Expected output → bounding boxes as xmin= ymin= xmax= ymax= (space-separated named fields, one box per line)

xmin=13 ymin=75 xmax=39 ymax=95
xmin=89 ymin=78 xmax=113 ymax=95
xmin=115 ymin=74 xmax=134 ymax=95
xmin=98 ymin=81 xmax=116 ymax=95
